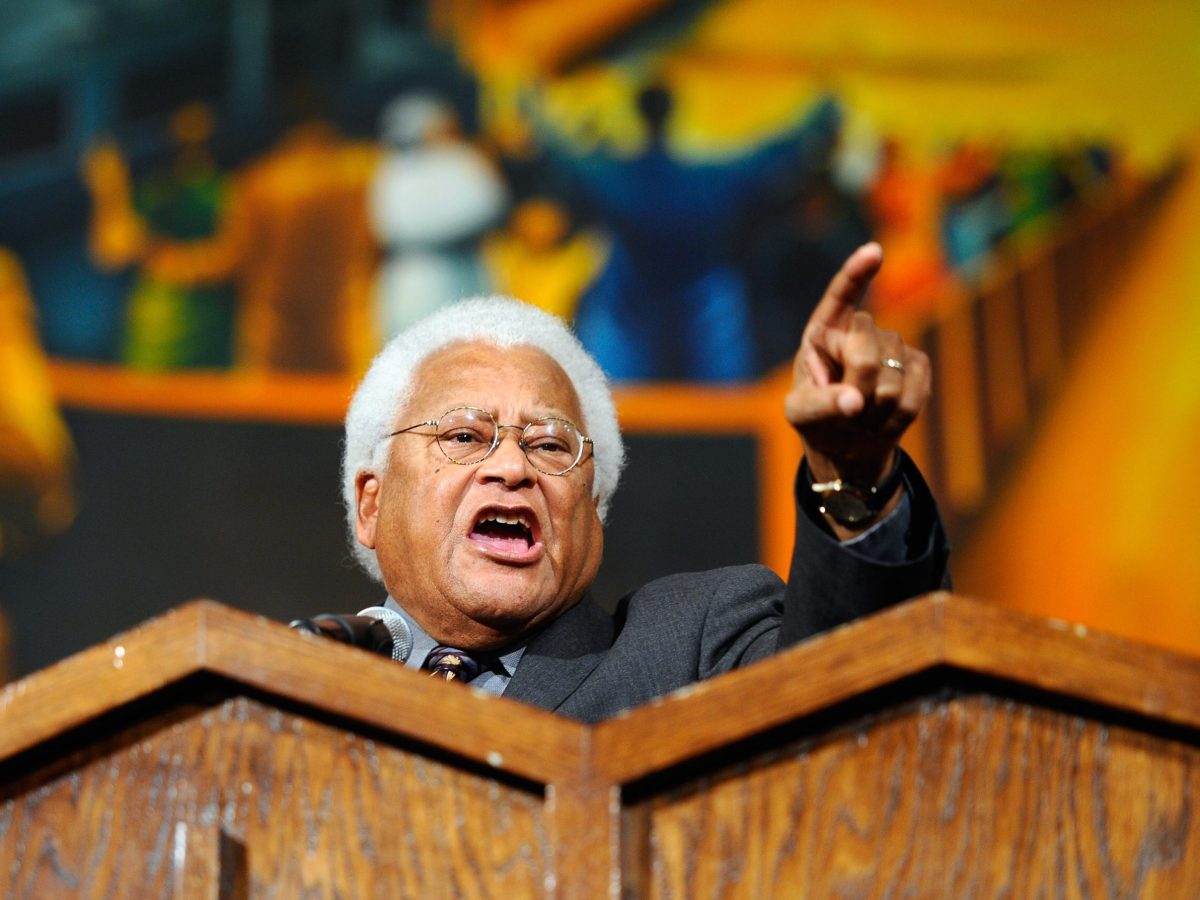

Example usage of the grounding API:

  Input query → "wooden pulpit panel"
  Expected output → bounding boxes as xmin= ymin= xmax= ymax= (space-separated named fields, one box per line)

xmin=1 ymin=694 xmax=549 ymax=898
xmin=4 ymin=595 xmax=1198 ymax=897
xmin=626 ymin=693 xmax=1200 ymax=898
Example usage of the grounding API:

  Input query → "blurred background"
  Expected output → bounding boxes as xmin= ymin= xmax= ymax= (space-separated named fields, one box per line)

xmin=1 ymin=0 xmax=1197 ymax=681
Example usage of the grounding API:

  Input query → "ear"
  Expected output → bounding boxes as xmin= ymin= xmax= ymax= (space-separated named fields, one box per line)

xmin=354 ymin=470 xmax=381 ymax=549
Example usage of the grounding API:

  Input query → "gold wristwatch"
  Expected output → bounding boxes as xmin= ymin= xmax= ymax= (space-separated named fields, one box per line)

xmin=810 ymin=457 xmax=904 ymax=527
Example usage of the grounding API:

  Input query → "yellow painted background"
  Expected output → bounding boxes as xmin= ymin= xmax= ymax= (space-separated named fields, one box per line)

xmin=456 ymin=0 xmax=1200 ymax=653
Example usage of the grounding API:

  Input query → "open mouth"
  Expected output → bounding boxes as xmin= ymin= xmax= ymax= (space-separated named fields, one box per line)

xmin=469 ymin=507 xmax=541 ymax=559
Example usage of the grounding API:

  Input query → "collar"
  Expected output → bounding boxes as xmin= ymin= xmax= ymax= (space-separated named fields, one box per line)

xmin=382 ymin=596 xmax=525 ymax=678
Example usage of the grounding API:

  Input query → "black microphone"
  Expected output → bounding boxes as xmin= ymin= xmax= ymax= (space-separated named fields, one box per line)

xmin=288 ymin=605 xmax=413 ymax=663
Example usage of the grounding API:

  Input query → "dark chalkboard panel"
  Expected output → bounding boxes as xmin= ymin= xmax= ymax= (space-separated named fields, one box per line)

xmin=1 ymin=410 xmax=759 ymax=678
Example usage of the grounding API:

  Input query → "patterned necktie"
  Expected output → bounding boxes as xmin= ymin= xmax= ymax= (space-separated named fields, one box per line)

xmin=424 ymin=646 xmax=483 ymax=683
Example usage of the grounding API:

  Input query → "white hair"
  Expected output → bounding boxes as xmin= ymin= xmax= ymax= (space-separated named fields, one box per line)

xmin=343 ymin=296 xmax=626 ymax=582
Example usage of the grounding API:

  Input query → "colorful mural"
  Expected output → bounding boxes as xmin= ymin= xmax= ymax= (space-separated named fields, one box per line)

xmin=0 ymin=248 xmax=77 ymax=557
xmin=0 ymin=0 xmax=1198 ymax=678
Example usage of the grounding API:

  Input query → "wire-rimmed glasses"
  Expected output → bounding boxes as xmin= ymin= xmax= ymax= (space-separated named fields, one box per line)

xmin=387 ymin=406 xmax=593 ymax=476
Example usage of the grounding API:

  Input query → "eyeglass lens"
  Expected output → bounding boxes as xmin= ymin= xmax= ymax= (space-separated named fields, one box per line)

xmin=436 ymin=408 xmax=583 ymax=474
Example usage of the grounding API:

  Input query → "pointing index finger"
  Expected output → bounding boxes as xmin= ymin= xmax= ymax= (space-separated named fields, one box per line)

xmin=808 ymin=242 xmax=884 ymax=330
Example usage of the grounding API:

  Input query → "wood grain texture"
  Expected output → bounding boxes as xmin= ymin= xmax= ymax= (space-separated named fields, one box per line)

xmin=3 ymin=596 xmax=1198 ymax=897
xmin=593 ymin=593 xmax=1200 ymax=784
xmin=0 ymin=600 xmax=586 ymax=785
xmin=942 ymin=596 xmax=1200 ymax=733
xmin=0 ymin=696 xmax=550 ymax=898
xmin=630 ymin=694 xmax=1200 ymax=898
xmin=0 ymin=603 xmax=211 ymax=762
xmin=546 ymin=778 xmax=621 ymax=899
xmin=592 ymin=596 xmax=948 ymax=783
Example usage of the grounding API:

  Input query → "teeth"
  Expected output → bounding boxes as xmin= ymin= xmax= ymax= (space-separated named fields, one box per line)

xmin=481 ymin=512 xmax=531 ymax=530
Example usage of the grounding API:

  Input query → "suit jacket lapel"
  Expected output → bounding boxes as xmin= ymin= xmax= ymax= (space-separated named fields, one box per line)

xmin=504 ymin=595 xmax=613 ymax=713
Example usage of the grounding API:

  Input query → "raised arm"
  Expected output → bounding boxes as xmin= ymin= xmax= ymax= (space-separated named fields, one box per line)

xmin=784 ymin=242 xmax=931 ymax=541
xmin=772 ymin=242 xmax=948 ymax=646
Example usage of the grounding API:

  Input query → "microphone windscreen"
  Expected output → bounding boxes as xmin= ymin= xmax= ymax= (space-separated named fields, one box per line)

xmin=358 ymin=606 xmax=413 ymax=663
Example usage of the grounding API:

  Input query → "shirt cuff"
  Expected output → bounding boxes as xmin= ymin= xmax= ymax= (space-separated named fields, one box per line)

xmin=840 ymin=489 xmax=913 ymax=564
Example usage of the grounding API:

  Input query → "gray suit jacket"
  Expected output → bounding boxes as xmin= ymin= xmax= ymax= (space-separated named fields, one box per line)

xmin=505 ymin=455 xmax=950 ymax=722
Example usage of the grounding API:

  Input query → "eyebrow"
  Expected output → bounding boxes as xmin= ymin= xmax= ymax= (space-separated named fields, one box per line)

xmin=445 ymin=404 xmax=580 ymax=424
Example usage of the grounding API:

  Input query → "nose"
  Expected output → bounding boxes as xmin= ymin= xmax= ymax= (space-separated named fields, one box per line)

xmin=476 ymin=425 xmax=536 ymax=486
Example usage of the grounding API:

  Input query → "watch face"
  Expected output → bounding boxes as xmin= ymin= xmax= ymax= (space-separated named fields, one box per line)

xmin=819 ymin=490 xmax=874 ymax=526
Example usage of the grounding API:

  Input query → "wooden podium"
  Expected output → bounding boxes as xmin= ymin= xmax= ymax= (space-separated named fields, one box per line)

xmin=2 ymin=594 xmax=1198 ymax=897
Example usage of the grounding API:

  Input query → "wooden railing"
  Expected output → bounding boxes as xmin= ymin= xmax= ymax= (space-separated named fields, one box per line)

xmin=906 ymin=169 xmax=1178 ymax=536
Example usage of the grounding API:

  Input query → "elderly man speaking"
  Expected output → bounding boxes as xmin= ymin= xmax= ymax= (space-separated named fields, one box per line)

xmin=337 ymin=243 xmax=949 ymax=722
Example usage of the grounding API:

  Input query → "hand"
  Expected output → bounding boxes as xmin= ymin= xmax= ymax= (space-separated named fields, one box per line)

xmin=784 ymin=243 xmax=931 ymax=519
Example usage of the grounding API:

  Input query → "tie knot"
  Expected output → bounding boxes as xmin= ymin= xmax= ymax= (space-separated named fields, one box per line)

xmin=424 ymin=646 xmax=483 ymax=683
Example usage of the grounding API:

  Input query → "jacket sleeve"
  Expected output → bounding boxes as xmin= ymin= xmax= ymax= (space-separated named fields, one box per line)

xmin=778 ymin=451 xmax=951 ymax=646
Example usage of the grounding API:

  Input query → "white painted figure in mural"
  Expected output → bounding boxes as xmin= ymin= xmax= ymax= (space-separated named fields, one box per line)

xmin=369 ymin=93 xmax=510 ymax=338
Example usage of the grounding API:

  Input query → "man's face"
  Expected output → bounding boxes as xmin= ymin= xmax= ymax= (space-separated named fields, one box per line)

xmin=354 ymin=341 xmax=604 ymax=650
